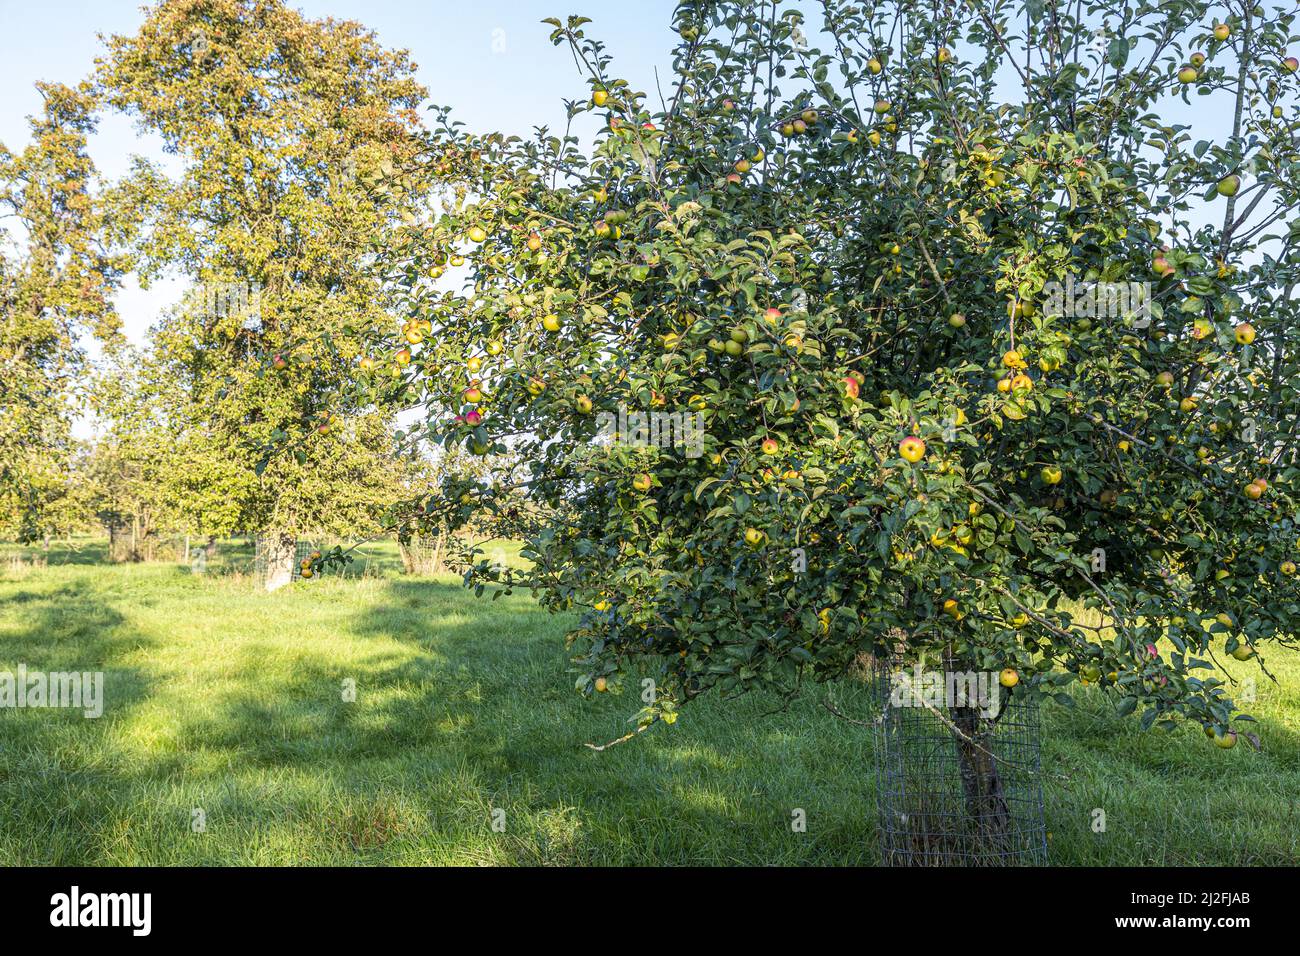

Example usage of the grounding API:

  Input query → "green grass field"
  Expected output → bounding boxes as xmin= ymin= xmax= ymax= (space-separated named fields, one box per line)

xmin=2 ymin=539 xmax=1298 ymax=865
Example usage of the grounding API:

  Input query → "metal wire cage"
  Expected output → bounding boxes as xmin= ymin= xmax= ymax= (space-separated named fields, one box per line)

xmin=252 ymin=534 xmax=319 ymax=590
xmin=871 ymin=650 xmax=1048 ymax=866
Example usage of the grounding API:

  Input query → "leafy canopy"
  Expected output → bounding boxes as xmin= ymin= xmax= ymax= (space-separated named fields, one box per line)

xmin=369 ymin=0 xmax=1300 ymax=741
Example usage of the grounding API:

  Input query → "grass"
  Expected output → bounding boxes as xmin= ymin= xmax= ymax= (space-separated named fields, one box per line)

xmin=1 ymin=538 xmax=1298 ymax=865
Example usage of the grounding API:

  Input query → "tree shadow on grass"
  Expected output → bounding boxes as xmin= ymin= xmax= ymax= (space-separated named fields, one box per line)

xmin=0 ymin=578 xmax=156 ymax=862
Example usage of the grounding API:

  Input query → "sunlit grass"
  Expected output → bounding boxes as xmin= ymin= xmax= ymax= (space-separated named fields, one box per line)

xmin=1 ymin=539 xmax=1297 ymax=865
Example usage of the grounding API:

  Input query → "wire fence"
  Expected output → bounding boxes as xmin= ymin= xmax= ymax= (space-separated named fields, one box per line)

xmin=871 ymin=648 xmax=1048 ymax=866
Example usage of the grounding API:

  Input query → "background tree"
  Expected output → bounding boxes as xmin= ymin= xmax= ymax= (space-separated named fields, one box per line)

xmin=0 ymin=81 xmax=125 ymax=543
xmin=374 ymin=0 xmax=1300 ymax=824
xmin=96 ymin=0 xmax=434 ymax=587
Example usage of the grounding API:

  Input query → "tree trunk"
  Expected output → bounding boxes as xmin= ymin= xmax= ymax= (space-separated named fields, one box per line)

xmin=107 ymin=522 xmax=130 ymax=563
xmin=262 ymin=532 xmax=297 ymax=592
xmin=950 ymin=705 xmax=1010 ymax=833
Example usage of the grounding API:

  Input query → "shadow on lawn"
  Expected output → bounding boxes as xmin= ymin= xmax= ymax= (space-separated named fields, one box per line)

xmin=0 ymin=578 xmax=156 ymax=859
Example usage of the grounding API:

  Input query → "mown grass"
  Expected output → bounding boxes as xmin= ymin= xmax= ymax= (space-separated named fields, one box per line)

xmin=1 ymin=539 xmax=1297 ymax=865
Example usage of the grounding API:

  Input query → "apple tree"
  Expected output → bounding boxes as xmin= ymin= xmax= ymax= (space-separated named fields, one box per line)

xmin=372 ymin=0 xmax=1300 ymax=805
xmin=95 ymin=0 xmax=435 ymax=586
xmin=0 ymin=82 xmax=126 ymax=544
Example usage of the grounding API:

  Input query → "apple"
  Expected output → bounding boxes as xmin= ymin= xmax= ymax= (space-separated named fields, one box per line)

xmin=1244 ymin=481 xmax=1264 ymax=500
xmin=937 ymin=46 xmax=951 ymax=63
xmin=729 ymin=328 xmax=749 ymax=344
xmin=592 ymin=89 xmax=608 ymax=107
xmin=1285 ymin=56 xmax=1300 ymax=73
xmin=272 ymin=353 xmax=288 ymax=370
xmin=1213 ymin=22 xmax=1231 ymax=42
xmin=1212 ymin=730 xmax=1237 ymax=749
xmin=867 ymin=57 xmax=883 ymax=74
xmin=395 ymin=347 xmax=411 ymax=366
xmin=721 ymin=98 xmax=735 ymax=111
xmin=734 ymin=158 xmax=751 ymax=174
xmin=764 ymin=307 xmax=783 ymax=323
xmin=1010 ymin=373 xmax=1033 ymax=392
xmin=358 ymin=356 xmax=374 ymax=371
xmin=792 ymin=119 xmax=807 ymax=135
xmin=996 ymin=376 xmax=1012 ymax=393
xmin=781 ymin=122 xmax=796 ymax=137
xmin=487 ymin=340 xmax=503 ymax=356
xmin=1192 ymin=318 xmax=1213 ymax=339
xmin=470 ymin=439 xmax=490 ymax=455
xmin=743 ymin=527 xmax=765 ymax=547
xmin=594 ymin=676 xmax=608 ymax=693
xmin=464 ymin=410 xmax=482 ymax=426
xmin=842 ymin=376 xmax=860 ymax=400
xmin=1002 ymin=349 xmax=1025 ymax=368
xmin=1041 ymin=465 xmax=1063 ymax=485
xmin=761 ymin=438 xmax=779 ymax=455
xmin=1080 ymin=663 xmax=1102 ymax=683
xmin=868 ymin=130 xmax=881 ymax=147
xmin=724 ymin=339 xmax=744 ymax=356
xmin=1178 ymin=65 xmax=1199 ymax=83
xmin=942 ymin=598 xmax=963 ymax=620
xmin=874 ymin=98 xmax=891 ymax=114
xmin=947 ymin=312 xmax=966 ymax=328
xmin=1234 ymin=321 xmax=1256 ymax=345
xmin=526 ymin=232 xmax=542 ymax=252
xmin=1190 ymin=52 xmax=1206 ymax=67
xmin=899 ymin=436 xmax=926 ymax=463
xmin=1179 ymin=396 xmax=1197 ymax=412
xmin=846 ymin=129 xmax=858 ymax=143
xmin=1231 ymin=643 xmax=1253 ymax=661
xmin=1152 ymin=255 xmax=1173 ymax=276
xmin=527 ymin=376 xmax=546 ymax=396
xmin=542 ymin=313 xmax=562 ymax=333
xmin=468 ymin=226 xmax=487 ymax=243
xmin=707 ymin=338 xmax=726 ymax=354
xmin=1155 ymin=370 xmax=1174 ymax=387
xmin=463 ymin=385 xmax=482 ymax=404
xmin=1216 ymin=174 xmax=1241 ymax=197
xmin=632 ymin=473 xmax=652 ymax=493
xmin=575 ymin=395 xmax=593 ymax=414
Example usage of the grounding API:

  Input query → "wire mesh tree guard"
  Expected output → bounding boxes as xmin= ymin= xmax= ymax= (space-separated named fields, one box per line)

xmin=252 ymin=534 xmax=319 ymax=591
xmin=398 ymin=529 xmax=448 ymax=576
xmin=871 ymin=649 xmax=1048 ymax=866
